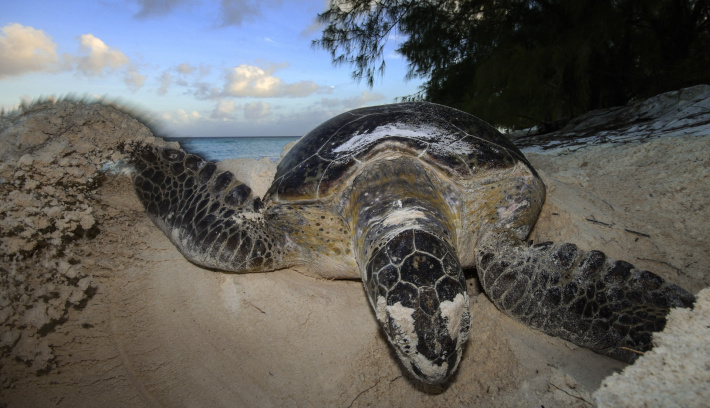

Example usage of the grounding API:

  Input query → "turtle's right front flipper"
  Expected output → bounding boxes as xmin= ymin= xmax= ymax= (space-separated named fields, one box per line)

xmin=476 ymin=231 xmax=695 ymax=362
xmin=130 ymin=144 xmax=285 ymax=272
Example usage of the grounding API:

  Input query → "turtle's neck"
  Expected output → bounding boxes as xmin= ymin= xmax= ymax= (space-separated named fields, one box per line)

xmin=344 ymin=156 xmax=471 ymax=384
xmin=345 ymin=156 xmax=458 ymax=271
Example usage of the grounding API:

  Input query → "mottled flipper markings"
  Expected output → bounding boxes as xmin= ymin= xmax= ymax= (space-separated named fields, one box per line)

xmin=131 ymin=144 xmax=284 ymax=272
xmin=476 ymin=231 xmax=695 ymax=362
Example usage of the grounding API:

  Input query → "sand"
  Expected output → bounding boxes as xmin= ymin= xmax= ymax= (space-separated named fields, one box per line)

xmin=0 ymin=90 xmax=708 ymax=407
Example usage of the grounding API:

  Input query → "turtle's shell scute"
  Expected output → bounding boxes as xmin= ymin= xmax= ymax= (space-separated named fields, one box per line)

xmin=269 ymin=102 xmax=531 ymax=202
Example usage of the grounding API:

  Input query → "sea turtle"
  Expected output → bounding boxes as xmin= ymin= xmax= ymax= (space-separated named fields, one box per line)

xmin=129 ymin=102 xmax=694 ymax=385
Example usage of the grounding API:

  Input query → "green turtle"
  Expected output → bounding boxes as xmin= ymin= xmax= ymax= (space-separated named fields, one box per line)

xmin=130 ymin=102 xmax=694 ymax=385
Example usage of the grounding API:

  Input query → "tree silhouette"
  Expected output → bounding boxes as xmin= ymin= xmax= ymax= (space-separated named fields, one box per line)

xmin=315 ymin=0 xmax=710 ymax=129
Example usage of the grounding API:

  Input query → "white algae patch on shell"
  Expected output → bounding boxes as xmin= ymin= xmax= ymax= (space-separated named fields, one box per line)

xmin=381 ymin=208 xmax=428 ymax=229
xmin=335 ymin=124 xmax=439 ymax=152
xmin=333 ymin=122 xmax=475 ymax=157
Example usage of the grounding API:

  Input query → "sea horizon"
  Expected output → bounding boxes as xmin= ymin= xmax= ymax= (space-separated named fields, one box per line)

xmin=165 ymin=135 xmax=301 ymax=162
xmin=164 ymin=135 xmax=301 ymax=139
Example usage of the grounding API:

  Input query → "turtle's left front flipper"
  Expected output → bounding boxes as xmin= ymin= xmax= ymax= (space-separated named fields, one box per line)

xmin=475 ymin=231 xmax=695 ymax=362
xmin=129 ymin=144 xmax=286 ymax=273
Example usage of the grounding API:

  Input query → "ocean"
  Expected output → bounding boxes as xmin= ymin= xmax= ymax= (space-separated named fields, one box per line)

xmin=165 ymin=136 xmax=301 ymax=162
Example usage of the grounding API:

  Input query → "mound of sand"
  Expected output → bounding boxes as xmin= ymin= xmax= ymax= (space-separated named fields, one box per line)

xmin=593 ymin=287 xmax=710 ymax=407
xmin=1 ymin=90 xmax=708 ymax=407
xmin=0 ymin=101 xmax=170 ymax=379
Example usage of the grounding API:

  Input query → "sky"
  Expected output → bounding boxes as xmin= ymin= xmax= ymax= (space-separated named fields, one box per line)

xmin=0 ymin=0 xmax=423 ymax=137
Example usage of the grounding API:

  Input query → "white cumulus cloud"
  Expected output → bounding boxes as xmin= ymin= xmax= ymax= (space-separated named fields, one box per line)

xmin=0 ymin=23 xmax=58 ymax=79
xmin=221 ymin=64 xmax=323 ymax=98
xmin=0 ymin=24 xmax=144 ymax=91
xmin=211 ymin=99 xmax=237 ymax=119
xmin=72 ymin=34 xmax=130 ymax=76
xmin=163 ymin=108 xmax=203 ymax=124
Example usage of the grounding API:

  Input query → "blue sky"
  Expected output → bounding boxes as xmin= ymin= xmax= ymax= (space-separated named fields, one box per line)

xmin=1 ymin=0 xmax=422 ymax=136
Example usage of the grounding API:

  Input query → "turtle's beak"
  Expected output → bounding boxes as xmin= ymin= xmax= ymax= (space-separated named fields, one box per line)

xmin=382 ymin=290 xmax=470 ymax=385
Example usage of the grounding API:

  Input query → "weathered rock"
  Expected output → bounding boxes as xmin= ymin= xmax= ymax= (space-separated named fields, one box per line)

xmin=0 ymin=100 xmax=163 ymax=378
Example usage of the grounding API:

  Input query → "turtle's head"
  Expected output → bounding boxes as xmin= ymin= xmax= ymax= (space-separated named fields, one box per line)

xmin=376 ymin=289 xmax=470 ymax=385
xmin=367 ymin=230 xmax=472 ymax=385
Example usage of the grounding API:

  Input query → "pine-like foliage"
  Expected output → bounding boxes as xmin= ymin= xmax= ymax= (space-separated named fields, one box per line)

xmin=314 ymin=0 xmax=710 ymax=129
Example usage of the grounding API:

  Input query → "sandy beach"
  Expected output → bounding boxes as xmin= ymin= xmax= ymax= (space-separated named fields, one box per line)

xmin=1 ymin=87 xmax=709 ymax=407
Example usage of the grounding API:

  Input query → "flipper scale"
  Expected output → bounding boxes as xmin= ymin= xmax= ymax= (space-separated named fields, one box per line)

xmin=130 ymin=144 xmax=284 ymax=272
xmin=477 ymin=231 xmax=695 ymax=362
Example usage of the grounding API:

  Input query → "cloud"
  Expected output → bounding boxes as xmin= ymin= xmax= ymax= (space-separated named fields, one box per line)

xmin=176 ymin=62 xmax=195 ymax=75
xmin=300 ymin=18 xmax=324 ymax=38
xmin=129 ymin=0 xmax=281 ymax=28
xmin=221 ymin=64 xmax=324 ymax=98
xmin=159 ymin=61 xmax=324 ymax=99
xmin=130 ymin=0 xmax=287 ymax=28
xmin=125 ymin=69 xmax=147 ymax=91
xmin=163 ymin=108 xmax=203 ymax=124
xmin=66 ymin=34 xmax=146 ymax=91
xmin=244 ymin=101 xmax=270 ymax=120
xmin=219 ymin=0 xmax=263 ymax=26
xmin=157 ymin=62 xmax=211 ymax=95
xmin=158 ymin=90 xmax=388 ymax=138
xmin=211 ymin=99 xmax=237 ymax=119
xmin=158 ymin=71 xmax=173 ymax=95
xmin=72 ymin=34 xmax=130 ymax=76
xmin=193 ymin=81 xmax=221 ymax=99
xmin=0 ymin=24 xmax=144 ymax=90
xmin=319 ymin=91 xmax=385 ymax=110
xmin=210 ymin=100 xmax=271 ymax=120
xmin=160 ymin=104 xmax=324 ymax=137
xmin=0 ymin=23 xmax=58 ymax=79
xmin=133 ymin=0 xmax=193 ymax=18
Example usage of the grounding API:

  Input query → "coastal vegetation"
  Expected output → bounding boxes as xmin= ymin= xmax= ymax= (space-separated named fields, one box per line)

xmin=315 ymin=0 xmax=710 ymax=129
